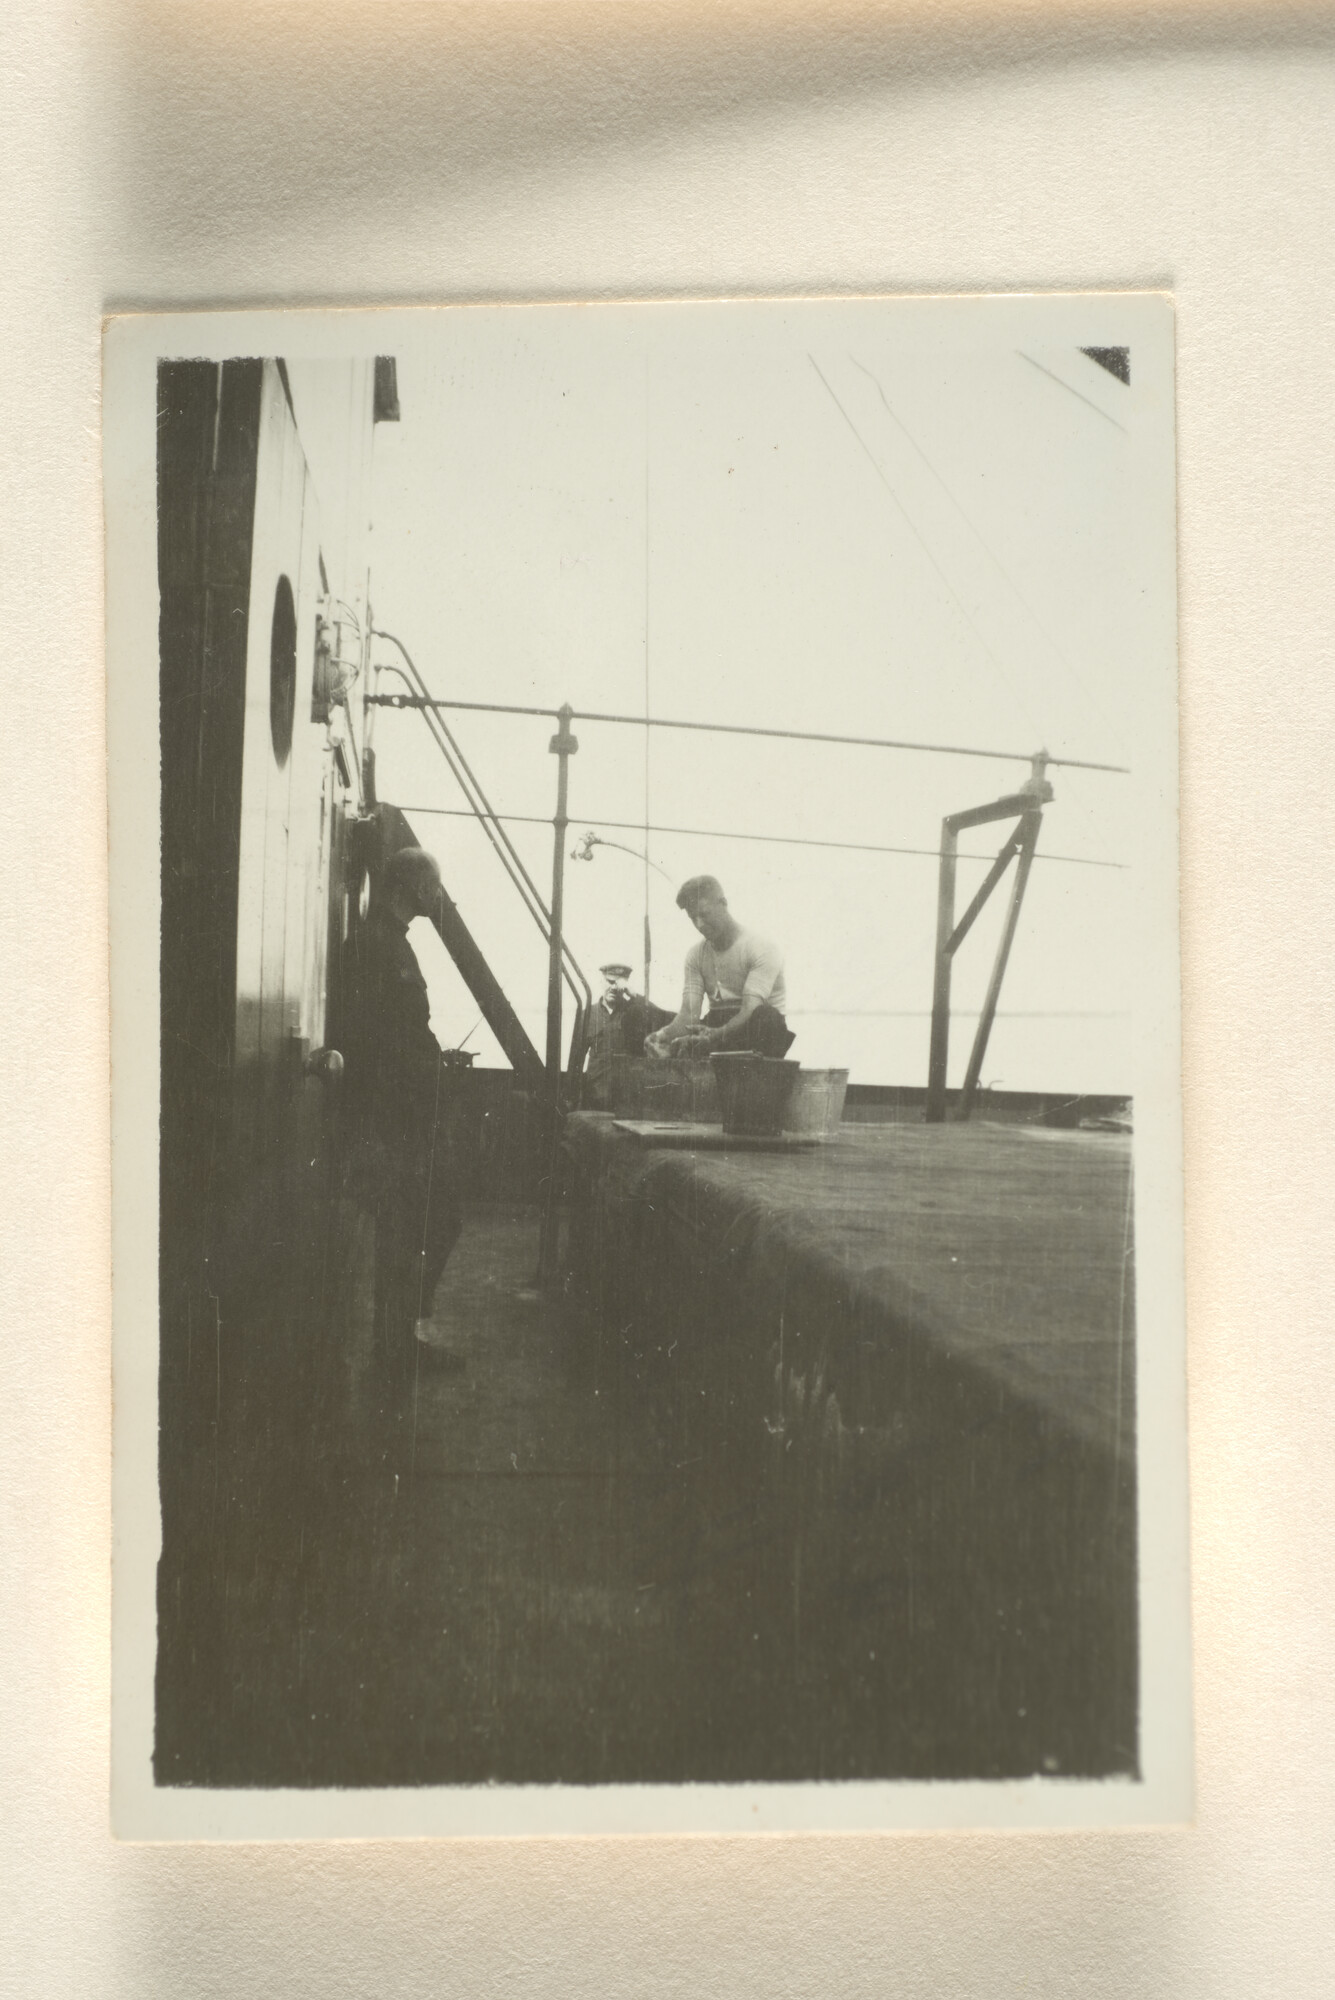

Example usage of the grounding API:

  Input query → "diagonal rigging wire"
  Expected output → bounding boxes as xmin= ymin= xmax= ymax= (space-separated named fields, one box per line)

xmin=371 ymin=640 xmax=590 ymax=1017
xmin=644 ymin=359 xmax=653 ymax=999
xmin=846 ymin=356 xmax=1122 ymax=854
xmin=807 ymin=353 xmax=1046 ymax=745
xmin=393 ymin=801 xmax=1124 ymax=870
xmin=1019 ymin=351 xmax=1128 ymax=432
xmin=849 ymin=354 xmax=1131 ymax=766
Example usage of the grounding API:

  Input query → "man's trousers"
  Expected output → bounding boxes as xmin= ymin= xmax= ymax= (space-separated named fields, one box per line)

xmin=370 ymin=1142 xmax=463 ymax=1383
xmin=703 ymin=999 xmax=796 ymax=1057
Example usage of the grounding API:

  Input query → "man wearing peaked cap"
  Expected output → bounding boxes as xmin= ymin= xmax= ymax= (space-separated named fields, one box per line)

xmin=582 ymin=959 xmax=671 ymax=1108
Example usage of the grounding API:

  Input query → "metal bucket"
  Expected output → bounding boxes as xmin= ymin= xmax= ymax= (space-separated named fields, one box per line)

xmin=709 ymin=1054 xmax=801 ymax=1138
xmin=783 ymin=1067 xmax=849 ymax=1135
xmin=607 ymin=1055 xmax=720 ymax=1124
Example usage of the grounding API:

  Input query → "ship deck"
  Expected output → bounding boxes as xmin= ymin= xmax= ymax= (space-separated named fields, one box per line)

xmin=154 ymin=1114 xmax=1139 ymax=1790
xmin=566 ymin=1112 xmax=1135 ymax=1462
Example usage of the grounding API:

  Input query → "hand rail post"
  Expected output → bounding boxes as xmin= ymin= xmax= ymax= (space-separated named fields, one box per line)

xmin=955 ymin=809 xmax=1043 ymax=1121
xmin=925 ymin=818 xmax=958 ymax=1123
xmin=545 ymin=705 xmax=578 ymax=1097
xmin=539 ymin=706 xmax=578 ymax=1284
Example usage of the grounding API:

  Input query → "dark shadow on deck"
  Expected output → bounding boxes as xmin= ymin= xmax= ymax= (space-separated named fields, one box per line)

xmin=156 ymin=1122 xmax=1137 ymax=1787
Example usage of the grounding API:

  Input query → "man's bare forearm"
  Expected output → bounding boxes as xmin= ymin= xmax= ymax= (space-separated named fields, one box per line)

xmin=645 ymin=1004 xmax=698 ymax=1051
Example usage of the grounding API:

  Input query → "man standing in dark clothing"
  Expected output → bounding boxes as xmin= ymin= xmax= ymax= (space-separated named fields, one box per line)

xmin=583 ymin=960 xmax=674 ymax=1108
xmin=345 ymin=845 xmax=464 ymax=1386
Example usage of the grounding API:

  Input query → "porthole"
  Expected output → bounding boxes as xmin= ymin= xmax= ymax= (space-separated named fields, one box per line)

xmin=269 ymin=574 xmax=297 ymax=766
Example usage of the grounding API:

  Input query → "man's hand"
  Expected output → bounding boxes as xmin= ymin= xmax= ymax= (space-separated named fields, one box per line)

xmin=644 ymin=1031 xmax=669 ymax=1060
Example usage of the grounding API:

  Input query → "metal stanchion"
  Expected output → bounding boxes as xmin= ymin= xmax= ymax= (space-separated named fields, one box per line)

xmin=925 ymin=754 xmax=1052 ymax=1124
xmin=537 ymin=706 xmax=578 ymax=1284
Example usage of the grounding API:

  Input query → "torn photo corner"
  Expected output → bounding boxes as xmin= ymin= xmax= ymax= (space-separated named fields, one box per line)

xmin=106 ymin=292 xmax=1190 ymax=1839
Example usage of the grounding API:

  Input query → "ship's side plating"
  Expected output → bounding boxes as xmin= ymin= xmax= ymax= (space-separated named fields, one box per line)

xmin=157 ymin=356 xmax=384 ymax=1438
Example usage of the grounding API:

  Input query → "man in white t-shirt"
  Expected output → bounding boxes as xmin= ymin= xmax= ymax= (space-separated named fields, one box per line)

xmin=645 ymin=875 xmax=795 ymax=1061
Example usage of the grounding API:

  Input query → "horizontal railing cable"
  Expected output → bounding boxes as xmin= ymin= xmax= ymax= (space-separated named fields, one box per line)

xmin=393 ymin=801 xmax=1124 ymax=871
xmin=365 ymin=689 xmax=1129 ymax=777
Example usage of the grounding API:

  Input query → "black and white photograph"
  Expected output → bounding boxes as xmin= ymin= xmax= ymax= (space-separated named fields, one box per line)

xmin=106 ymin=294 xmax=1189 ymax=1837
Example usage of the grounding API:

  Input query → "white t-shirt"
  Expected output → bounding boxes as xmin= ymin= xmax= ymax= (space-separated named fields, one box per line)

xmin=683 ymin=928 xmax=786 ymax=1017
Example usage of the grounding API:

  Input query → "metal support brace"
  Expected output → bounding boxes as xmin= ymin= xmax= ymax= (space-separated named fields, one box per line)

xmin=925 ymin=754 xmax=1053 ymax=1124
xmin=956 ymin=811 xmax=1042 ymax=1122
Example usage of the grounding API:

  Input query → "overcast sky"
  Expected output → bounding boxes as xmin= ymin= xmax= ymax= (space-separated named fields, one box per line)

xmin=330 ymin=298 xmax=1171 ymax=1093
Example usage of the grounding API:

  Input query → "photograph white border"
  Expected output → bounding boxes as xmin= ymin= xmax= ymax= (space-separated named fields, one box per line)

xmin=107 ymin=293 xmax=1190 ymax=1841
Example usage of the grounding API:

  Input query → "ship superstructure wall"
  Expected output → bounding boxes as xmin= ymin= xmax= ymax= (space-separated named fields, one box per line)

xmin=157 ymin=356 xmax=377 ymax=1411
